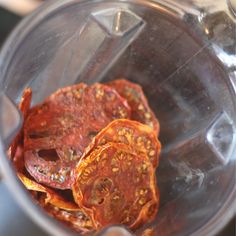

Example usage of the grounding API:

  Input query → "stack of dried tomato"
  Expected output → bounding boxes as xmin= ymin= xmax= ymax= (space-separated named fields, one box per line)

xmin=8 ymin=79 xmax=161 ymax=234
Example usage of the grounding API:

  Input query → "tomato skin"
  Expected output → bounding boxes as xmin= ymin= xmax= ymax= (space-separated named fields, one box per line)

xmin=83 ymin=119 xmax=161 ymax=168
xmin=9 ymin=82 xmax=161 ymax=234
xmin=24 ymin=83 xmax=131 ymax=189
xmin=19 ymin=173 xmax=94 ymax=233
xmin=108 ymin=79 xmax=160 ymax=135
xmin=73 ymin=142 xmax=159 ymax=230
xmin=8 ymin=88 xmax=32 ymax=161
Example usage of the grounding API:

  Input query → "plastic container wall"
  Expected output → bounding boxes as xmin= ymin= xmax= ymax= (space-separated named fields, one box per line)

xmin=0 ymin=1 xmax=235 ymax=236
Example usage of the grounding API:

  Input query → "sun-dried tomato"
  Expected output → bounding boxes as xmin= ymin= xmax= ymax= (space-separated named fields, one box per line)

xmin=108 ymin=79 xmax=159 ymax=135
xmin=11 ymin=145 xmax=24 ymax=172
xmin=23 ymin=149 xmax=76 ymax=189
xmin=72 ymin=143 xmax=159 ymax=230
xmin=40 ymin=200 xmax=94 ymax=234
xmin=19 ymin=173 xmax=95 ymax=233
xmin=24 ymin=83 xmax=88 ymax=159
xmin=83 ymin=119 xmax=161 ymax=168
xmin=18 ymin=173 xmax=80 ymax=211
xmin=8 ymin=88 xmax=32 ymax=160
xmin=9 ymin=81 xmax=161 ymax=234
xmin=23 ymin=83 xmax=131 ymax=189
xmin=82 ymin=83 xmax=131 ymax=132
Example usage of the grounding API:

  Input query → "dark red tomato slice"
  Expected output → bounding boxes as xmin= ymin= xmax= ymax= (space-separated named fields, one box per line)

xmin=12 ymin=145 xmax=24 ymax=172
xmin=83 ymin=119 xmax=161 ymax=168
xmin=24 ymin=84 xmax=88 ymax=189
xmin=8 ymin=88 xmax=32 ymax=160
xmin=82 ymin=83 xmax=131 ymax=132
xmin=72 ymin=143 xmax=159 ymax=230
xmin=107 ymin=79 xmax=160 ymax=135
xmin=24 ymin=83 xmax=131 ymax=189
xmin=19 ymin=88 xmax=33 ymax=121
xmin=24 ymin=150 xmax=76 ymax=189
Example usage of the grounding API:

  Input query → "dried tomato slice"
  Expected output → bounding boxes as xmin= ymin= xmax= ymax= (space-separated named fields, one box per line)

xmin=23 ymin=84 xmax=87 ymax=189
xmin=18 ymin=173 xmax=80 ymax=211
xmin=84 ymin=119 xmax=161 ymax=168
xmin=12 ymin=145 xmax=25 ymax=172
xmin=18 ymin=172 xmax=95 ymax=232
xmin=8 ymin=88 xmax=32 ymax=160
xmin=24 ymin=150 xmax=76 ymax=189
xmin=82 ymin=83 xmax=131 ymax=132
xmin=72 ymin=143 xmax=159 ymax=230
xmin=24 ymin=83 xmax=131 ymax=189
xmin=107 ymin=79 xmax=160 ymax=135
xmin=19 ymin=88 xmax=32 ymax=121
xmin=40 ymin=200 xmax=95 ymax=234
xmin=24 ymin=83 xmax=88 ymax=151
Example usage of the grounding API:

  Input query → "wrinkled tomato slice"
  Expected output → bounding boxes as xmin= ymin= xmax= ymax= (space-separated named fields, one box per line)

xmin=19 ymin=88 xmax=33 ymax=121
xmin=24 ymin=83 xmax=88 ymax=158
xmin=82 ymin=83 xmax=131 ymax=132
xmin=84 ymin=119 xmax=161 ymax=168
xmin=24 ymin=84 xmax=87 ymax=189
xmin=18 ymin=173 xmax=80 ymax=211
xmin=39 ymin=200 xmax=94 ymax=234
xmin=24 ymin=83 xmax=131 ymax=189
xmin=19 ymin=172 xmax=95 ymax=232
xmin=24 ymin=150 xmax=76 ymax=189
xmin=72 ymin=143 xmax=159 ymax=230
xmin=108 ymin=79 xmax=160 ymax=135
xmin=8 ymin=88 xmax=32 ymax=160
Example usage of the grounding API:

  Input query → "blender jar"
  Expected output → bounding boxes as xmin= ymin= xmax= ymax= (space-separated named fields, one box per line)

xmin=0 ymin=0 xmax=235 ymax=235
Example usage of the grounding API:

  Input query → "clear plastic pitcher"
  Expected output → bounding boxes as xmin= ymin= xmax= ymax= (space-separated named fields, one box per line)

xmin=0 ymin=0 xmax=235 ymax=235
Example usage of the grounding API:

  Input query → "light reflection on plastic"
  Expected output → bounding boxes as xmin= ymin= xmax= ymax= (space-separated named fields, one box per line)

xmin=212 ymin=44 xmax=236 ymax=68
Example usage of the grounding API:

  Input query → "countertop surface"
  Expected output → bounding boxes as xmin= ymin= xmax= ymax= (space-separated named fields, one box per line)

xmin=0 ymin=6 xmax=235 ymax=236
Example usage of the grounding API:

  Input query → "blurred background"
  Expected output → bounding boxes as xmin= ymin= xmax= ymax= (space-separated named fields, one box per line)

xmin=0 ymin=0 xmax=235 ymax=235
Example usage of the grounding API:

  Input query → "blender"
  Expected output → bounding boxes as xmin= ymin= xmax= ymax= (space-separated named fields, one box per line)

xmin=0 ymin=0 xmax=235 ymax=235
